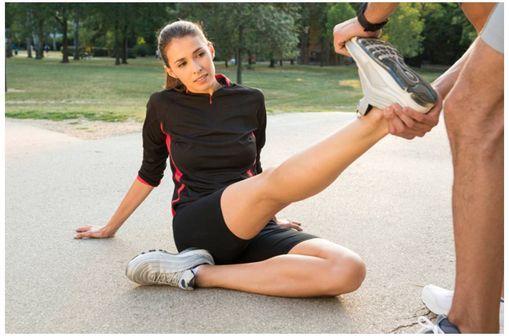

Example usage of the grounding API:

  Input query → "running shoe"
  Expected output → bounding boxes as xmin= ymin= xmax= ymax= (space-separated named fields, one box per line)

xmin=345 ymin=37 xmax=438 ymax=116
xmin=418 ymin=315 xmax=461 ymax=334
xmin=125 ymin=248 xmax=214 ymax=290
xmin=421 ymin=284 xmax=504 ymax=333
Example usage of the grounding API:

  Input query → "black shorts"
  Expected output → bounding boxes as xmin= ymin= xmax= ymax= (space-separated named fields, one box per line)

xmin=172 ymin=187 xmax=318 ymax=265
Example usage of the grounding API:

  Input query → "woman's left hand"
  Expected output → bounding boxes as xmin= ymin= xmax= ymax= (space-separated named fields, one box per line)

xmin=275 ymin=218 xmax=303 ymax=231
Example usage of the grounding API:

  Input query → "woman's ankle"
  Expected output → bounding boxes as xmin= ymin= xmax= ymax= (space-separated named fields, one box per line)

xmin=361 ymin=108 xmax=389 ymax=135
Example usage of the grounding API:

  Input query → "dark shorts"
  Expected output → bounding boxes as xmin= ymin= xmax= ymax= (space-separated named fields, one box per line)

xmin=172 ymin=187 xmax=318 ymax=265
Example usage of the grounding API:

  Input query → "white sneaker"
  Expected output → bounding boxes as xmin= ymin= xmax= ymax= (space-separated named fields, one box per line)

xmin=345 ymin=37 xmax=438 ymax=116
xmin=418 ymin=315 xmax=460 ymax=334
xmin=125 ymin=248 xmax=214 ymax=290
xmin=421 ymin=284 xmax=504 ymax=333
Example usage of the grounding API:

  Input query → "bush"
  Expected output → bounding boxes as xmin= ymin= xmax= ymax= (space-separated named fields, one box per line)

xmin=92 ymin=47 xmax=109 ymax=57
xmin=66 ymin=46 xmax=85 ymax=55
xmin=132 ymin=44 xmax=154 ymax=57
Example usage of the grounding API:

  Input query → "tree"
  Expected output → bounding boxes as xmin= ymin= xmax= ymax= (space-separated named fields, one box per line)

xmin=381 ymin=3 xmax=424 ymax=58
xmin=419 ymin=3 xmax=475 ymax=65
xmin=296 ymin=3 xmax=329 ymax=65
xmin=32 ymin=4 xmax=51 ymax=59
xmin=325 ymin=3 xmax=356 ymax=65
xmin=73 ymin=4 xmax=82 ymax=60
xmin=257 ymin=8 xmax=299 ymax=68
xmin=53 ymin=3 xmax=70 ymax=63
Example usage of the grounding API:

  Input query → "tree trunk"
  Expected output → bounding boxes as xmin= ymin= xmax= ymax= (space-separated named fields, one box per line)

xmin=290 ymin=59 xmax=294 ymax=65
xmin=114 ymin=20 xmax=120 ymax=65
xmin=122 ymin=32 xmax=128 ymax=64
xmin=35 ymin=19 xmax=45 ymax=59
xmin=279 ymin=59 xmax=283 ymax=67
xmin=269 ymin=59 xmax=275 ymax=68
xmin=224 ymin=59 xmax=228 ymax=68
xmin=300 ymin=27 xmax=309 ymax=64
xmin=26 ymin=37 xmax=32 ymax=58
xmin=236 ymin=25 xmax=243 ymax=84
xmin=26 ymin=10 xmax=33 ymax=58
xmin=52 ymin=31 xmax=57 ymax=51
xmin=73 ymin=7 xmax=80 ymax=60
xmin=6 ymin=28 xmax=12 ymax=58
xmin=319 ymin=36 xmax=325 ymax=67
xmin=61 ymin=8 xmax=69 ymax=63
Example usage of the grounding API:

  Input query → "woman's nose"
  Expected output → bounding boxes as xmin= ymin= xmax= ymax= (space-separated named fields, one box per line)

xmin=191 ymin=60 xmax=203 ymax=73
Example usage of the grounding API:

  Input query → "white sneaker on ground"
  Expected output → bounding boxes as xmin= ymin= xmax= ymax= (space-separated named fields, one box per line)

xmin=345 ymin=37 xmax=438 ymax=116
xmin=418 ymin=315 xmax=460 ymax=334
xmin=125 ymin=248 xmax=214 ymax=290
xmin=421 ymin=284 xmax=504 ymax=333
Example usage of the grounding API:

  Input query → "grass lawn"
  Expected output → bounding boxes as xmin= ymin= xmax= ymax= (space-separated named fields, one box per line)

xmin=6 ymin=51 xmax=443 ymax=122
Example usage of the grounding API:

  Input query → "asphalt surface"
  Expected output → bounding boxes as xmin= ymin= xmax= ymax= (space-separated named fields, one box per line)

xmin=6 ymin=113 xmax=455 ymax=333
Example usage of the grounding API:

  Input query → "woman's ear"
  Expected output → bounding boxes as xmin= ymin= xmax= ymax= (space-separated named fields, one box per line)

xmin=164 ymin=65 xmax=177 ymax=79
xmin=208 ymin=42 xmax=215 ymax=59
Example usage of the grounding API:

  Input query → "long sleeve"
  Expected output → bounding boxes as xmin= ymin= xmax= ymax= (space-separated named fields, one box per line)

xmin=137 ymin=96 xmax=169 ymax=187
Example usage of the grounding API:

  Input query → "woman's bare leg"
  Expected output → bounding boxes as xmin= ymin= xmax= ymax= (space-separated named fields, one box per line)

xmin=195 ymin=238 xmax=366 ymax=297
xmin=221 ymin=109 xmax=389 ymax=239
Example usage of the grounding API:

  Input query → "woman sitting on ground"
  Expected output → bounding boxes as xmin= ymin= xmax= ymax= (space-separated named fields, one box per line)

xmin=75 ymin=20 xmax=403 ymax=297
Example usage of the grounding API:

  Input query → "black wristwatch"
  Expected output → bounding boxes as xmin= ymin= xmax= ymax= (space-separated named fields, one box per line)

xmin=357 ymin=3 xmax=388 ymax=32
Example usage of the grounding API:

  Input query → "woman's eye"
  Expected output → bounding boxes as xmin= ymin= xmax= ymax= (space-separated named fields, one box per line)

xmin=178 ymin=62 xmax=186 ymax=68
xmin=198 ymin=52 xmax=205 ymax=57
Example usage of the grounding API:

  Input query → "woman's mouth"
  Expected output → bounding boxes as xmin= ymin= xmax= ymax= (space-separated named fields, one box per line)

xmin=194 ymin=74 xmax=208 ymax=83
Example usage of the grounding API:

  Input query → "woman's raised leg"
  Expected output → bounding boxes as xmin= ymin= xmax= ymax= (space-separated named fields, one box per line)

xmin=195 ymin=238 xmax=366 ymax=297
xmin=221 ymin=108 xmax=389 ymax=239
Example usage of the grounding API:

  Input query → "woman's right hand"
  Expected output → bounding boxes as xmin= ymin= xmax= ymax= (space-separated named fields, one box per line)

xmin=74 ymin=225 xmax=116 ymax=239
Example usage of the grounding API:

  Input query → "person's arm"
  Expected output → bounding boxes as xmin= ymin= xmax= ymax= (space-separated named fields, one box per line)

xmin=364 ymin=3 xmax=398 ymax=24
xmin=75 ymin=179 xmax=154 ymax=238
xmin=75 ymin=94 xmax=169 ymax=239
xmin=460 ymin=3 xmax=496 ymax=33
xmin=333 ymin=3 xmax=399 ymax=56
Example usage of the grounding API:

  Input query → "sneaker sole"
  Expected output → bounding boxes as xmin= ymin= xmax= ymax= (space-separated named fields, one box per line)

xmin=125 ymin=248 xmax=214 ymax=285
xmin=345 ymin=37 xmax=437 ymax=115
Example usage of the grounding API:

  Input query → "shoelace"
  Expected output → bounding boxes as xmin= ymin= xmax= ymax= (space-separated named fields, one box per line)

xmin=150 ymin=271 xmax=182 ymax=286
xmin=418 ymin=316 xmax=444 ymax=334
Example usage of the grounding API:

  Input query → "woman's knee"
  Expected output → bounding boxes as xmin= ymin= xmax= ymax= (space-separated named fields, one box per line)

xmin=323 ymin=252 xmax=366 ymax=296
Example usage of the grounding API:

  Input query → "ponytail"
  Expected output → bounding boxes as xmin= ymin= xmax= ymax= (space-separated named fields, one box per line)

xmin=165 ymin=73 xmax=185 ymax=91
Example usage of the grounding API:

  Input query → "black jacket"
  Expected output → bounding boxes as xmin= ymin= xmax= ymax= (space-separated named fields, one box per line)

xmin=137 ymin=74 xmax=266 ymax=216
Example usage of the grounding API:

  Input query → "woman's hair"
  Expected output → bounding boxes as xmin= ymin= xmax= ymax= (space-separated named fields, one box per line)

xmin=157 ymin=20 xmax=209 ymax=90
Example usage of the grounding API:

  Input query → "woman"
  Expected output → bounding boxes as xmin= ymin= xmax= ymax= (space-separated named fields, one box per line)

xmin=75 ymin=20 xmax=395 ymax=298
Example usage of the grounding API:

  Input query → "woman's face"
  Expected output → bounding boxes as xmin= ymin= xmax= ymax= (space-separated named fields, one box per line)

xmin=164 ymin=35 xmax=218 ymax=94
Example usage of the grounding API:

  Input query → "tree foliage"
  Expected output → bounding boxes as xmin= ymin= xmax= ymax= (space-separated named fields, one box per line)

xmin=382 ymin=3 xmax=424 ymax=58
xmin=6 ymin=2 xmax=479 ymax=67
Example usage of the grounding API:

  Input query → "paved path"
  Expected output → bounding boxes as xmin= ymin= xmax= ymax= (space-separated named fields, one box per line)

xmin=6 ymin=113 xmax=454 ymax=333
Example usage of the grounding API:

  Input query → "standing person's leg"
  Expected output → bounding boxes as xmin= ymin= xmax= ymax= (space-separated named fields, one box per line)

xmin=442 ymin=36 xmax=503 ymax=333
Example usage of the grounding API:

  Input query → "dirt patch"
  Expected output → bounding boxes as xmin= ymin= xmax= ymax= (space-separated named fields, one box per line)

xmin=7 ymin=118 xmax=142 ymax=140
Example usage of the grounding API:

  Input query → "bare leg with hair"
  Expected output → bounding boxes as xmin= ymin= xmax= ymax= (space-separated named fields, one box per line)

xmin=443 ymin=38 xmax=504 ymax=333
xmin=192 ymin=109 xmax=388 ymax=297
